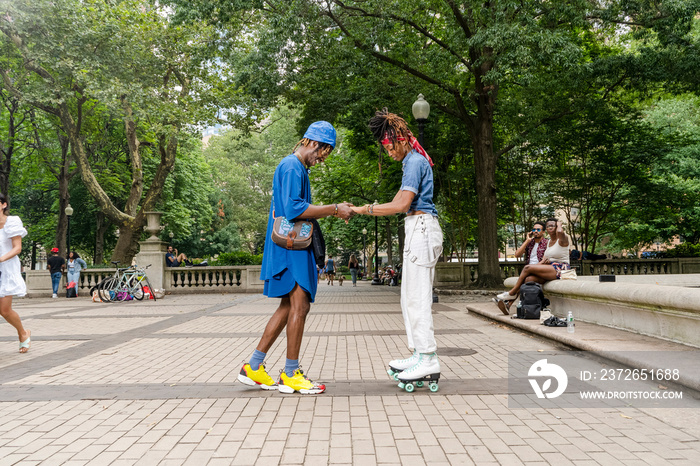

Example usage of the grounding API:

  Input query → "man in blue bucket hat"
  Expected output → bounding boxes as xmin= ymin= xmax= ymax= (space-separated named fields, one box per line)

xmin=238 ymin=121 xmax=355 ymax=394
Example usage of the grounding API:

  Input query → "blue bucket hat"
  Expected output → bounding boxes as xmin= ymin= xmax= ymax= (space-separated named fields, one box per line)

xmin=303 ymin=121 xmax=337 ymax=148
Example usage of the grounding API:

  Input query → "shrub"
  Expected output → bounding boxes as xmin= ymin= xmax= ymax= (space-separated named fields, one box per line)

xmin=214 ymin=251 xmax=263 ymax=266
xmin=662 ymin=242 xmax=700 ymax=258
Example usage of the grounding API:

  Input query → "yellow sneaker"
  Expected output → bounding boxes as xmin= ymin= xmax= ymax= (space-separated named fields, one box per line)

xmin=237 ymin=363 xmax=278 ymax=390
xmin=278 ymin=369 xmax=326 ymax=395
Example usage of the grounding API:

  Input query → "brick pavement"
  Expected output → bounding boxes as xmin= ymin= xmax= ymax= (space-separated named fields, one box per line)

xmin=0 ymin=284 xmax=698 ymax=465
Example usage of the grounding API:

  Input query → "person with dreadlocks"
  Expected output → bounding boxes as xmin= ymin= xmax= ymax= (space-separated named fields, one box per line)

xmin=238 ymin=121 xmax=355 ymax=395
xmin=354 ymin=109 xmax=444 ymax=391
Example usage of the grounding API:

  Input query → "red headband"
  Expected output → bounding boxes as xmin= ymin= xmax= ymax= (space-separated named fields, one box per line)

xmin=381 ymin=131 xmax=434 ymax=167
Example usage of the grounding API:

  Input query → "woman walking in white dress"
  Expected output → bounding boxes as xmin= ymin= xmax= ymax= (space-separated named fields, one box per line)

xmin=0 ymin=193 xmax=31 ymax=353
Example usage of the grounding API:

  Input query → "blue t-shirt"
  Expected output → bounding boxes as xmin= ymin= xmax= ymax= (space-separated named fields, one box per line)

xmin=401 ymin=150 xmax=438 ymax=217
xmin=165 ymin=252 xmax=178 ymax=267
xmin=260 ymin=154 xmax=318 ymax=301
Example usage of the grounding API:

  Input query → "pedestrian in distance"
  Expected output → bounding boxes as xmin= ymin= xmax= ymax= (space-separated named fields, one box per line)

xmin=47 ymin=247 xmax=65 ymax=298
xmin=348 ymin=254 xmax=359 ymax=287
xmin=352 ymin=109 xmax=444 ymax=392
xmin=325 ymin=254 xmax=336 ymax=286
xmin=496 ymin=218 xmax=571 ymax=302
xmin=0 ymin=193 xmax=31 ymax=353
xmin=66 ymin=251 xmax=88 ymax=296
xmin=237 ymin=121 xmax=355 ymax=395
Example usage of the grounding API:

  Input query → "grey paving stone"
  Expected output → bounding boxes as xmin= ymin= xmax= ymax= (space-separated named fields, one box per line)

xmin=0 ymin=287 xmax=697 ymax=466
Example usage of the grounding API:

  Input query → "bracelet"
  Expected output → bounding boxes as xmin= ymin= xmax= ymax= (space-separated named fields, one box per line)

xmin=368 ymin=204 xmax=374 ymax=215
xmin=333 ymin=204 xmax=338 ymax=217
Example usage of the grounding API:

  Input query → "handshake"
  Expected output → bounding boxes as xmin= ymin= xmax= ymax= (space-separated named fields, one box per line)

xmin=330 ymin=202 xmax=380 ymax=221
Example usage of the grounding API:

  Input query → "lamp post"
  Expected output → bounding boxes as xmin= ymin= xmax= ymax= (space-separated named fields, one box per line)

xmin=362 ymin=228 xmax=367 ymax=279
xmin=412 ymin=94 xmax=438 ymax=302
xmin=412 ymin=93 xmax=430 ymax=146
xmin=64 ymin=204 xmax=73 ymax=255
xmin=371 ymin=208 xmax=382 ymax=285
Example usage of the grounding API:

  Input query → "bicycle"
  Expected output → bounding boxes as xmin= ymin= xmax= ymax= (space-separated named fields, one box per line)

xmin=118 ymin=264 xmax=155 ymax=301
xmin=94 ymin=262 xmax=156 ymax=302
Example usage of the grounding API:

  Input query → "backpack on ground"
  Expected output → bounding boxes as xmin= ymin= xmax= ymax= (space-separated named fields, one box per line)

xmin=66 ymin=281 xmax=77 ymax=298
xmin=516 ymin=282 xmax=549 ymax=319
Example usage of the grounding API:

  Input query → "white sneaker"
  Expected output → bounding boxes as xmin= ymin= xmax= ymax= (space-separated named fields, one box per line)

xmin=389 ymin=350 xmax=419 ymax=371
xmin=398 ymin=353 xmax=440 ymax=381
xmin=52 ymin=293 xmax=58 ymax=298
xmin=496 ymin=291 xmax=518 ymax=301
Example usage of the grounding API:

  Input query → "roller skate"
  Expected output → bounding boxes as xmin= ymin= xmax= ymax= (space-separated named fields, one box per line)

xmin=387 ymin=350 xmax=418 ymax=381
xmin=397 ymin=352 xmax=441 ymax=393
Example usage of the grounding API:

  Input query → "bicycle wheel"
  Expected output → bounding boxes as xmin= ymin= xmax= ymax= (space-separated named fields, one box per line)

xmin=98 ymin=277 xmax=118 ymax=303
xmin=131 ymin=278 xmax=145 ymax=300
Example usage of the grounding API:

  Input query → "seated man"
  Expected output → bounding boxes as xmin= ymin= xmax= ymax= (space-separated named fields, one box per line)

xmin=165 ymin=245 xmax=191 ymax=267
xmin=494 ymin=221 xmax=547 ymax=314
xmin=495 ymin=218 xmax=571 ymax=311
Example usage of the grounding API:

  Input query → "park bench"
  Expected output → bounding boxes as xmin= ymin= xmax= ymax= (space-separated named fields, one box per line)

xmin=504 ymin=274 xmax=700 ymax=348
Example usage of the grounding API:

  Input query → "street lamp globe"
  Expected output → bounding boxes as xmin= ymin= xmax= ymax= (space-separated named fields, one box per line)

xmin=412 ymin=94 xmax=430 ymax=147
xmin=412 ymin=94 xmax=430 ymax=120
xmin=362 ymin=228 xmax=367 ymax=235
xmin=65 ymin=204 xmax=73 ymax=254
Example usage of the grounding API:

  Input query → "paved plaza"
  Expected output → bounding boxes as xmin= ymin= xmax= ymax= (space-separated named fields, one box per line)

xmin=0 ymin=283 xmax=698 ymax=465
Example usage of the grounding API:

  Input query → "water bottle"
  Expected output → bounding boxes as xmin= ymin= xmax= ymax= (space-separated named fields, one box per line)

xmin=567 ymin=310 xmax=575 ymax=333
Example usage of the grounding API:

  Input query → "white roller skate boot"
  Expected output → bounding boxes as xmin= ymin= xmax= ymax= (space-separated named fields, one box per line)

xmin=387 ymin=350 xmax=418 ymax=381
xmin=397 ymin=352 xmax=440 ymax=393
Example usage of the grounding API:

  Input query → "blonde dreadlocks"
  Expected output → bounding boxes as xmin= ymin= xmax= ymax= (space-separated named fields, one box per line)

xmin=293 ymin=138 xmax=333 ymax=157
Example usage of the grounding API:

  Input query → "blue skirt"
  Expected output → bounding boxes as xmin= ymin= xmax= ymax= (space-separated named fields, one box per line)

xmin=263 ymin=267 xmax=311 ymax=301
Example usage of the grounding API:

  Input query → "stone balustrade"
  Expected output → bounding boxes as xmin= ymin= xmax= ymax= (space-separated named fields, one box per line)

xmin=434 ymin=257 xmax=700 ymax=288
xmin=164 ymin=266 xmax=264 ymax=294
xmin=23 ymin=257 xmax=700 ymax=297
xmin=23 ymin=265 xmax=264 ymax=297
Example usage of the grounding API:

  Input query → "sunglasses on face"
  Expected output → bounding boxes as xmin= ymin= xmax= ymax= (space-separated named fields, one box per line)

xmin=532 ymin=228 xmax=542 ymax=232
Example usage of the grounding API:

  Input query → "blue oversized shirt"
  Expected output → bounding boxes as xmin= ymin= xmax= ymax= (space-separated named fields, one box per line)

xmin=260 ymin=154 xmax=318 ymax=301
xmin=401 ymin=150 xmax=438 ymax=217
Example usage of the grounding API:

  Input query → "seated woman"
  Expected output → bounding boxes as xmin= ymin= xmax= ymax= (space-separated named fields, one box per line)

xmin=496 ymin=218 xmax=570 ymax=303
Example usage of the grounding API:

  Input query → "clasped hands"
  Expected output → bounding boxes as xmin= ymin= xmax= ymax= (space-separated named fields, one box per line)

xmin=332 ymin=202 xmax=377 ymax=222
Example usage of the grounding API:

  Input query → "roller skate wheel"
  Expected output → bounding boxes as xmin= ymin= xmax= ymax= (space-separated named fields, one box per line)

xmin=392 ymin=373 xmax=400 ymax=381
xmin=404 ymin=383 xmax=415 ymax=393
xmin=429 ymin=383 xmax=439 ymax=392
xmin=416 ymin=381 xmax=424 ymax=388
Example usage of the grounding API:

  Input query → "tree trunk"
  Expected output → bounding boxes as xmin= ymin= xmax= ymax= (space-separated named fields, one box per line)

xmin=110 ymin=212 xmax=145 ymax=265
xmin=56 ymin=180 xmax=70 ymax=256
xmin=471 ymin=88 xmax=502 ymax=288
xmin=94 ymin=212 xmax=111 ymax=265
xmin=0 ymin=95 xmax=22 ymax=196
xmin=385 ymin=218 xmax=393 ymax=267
